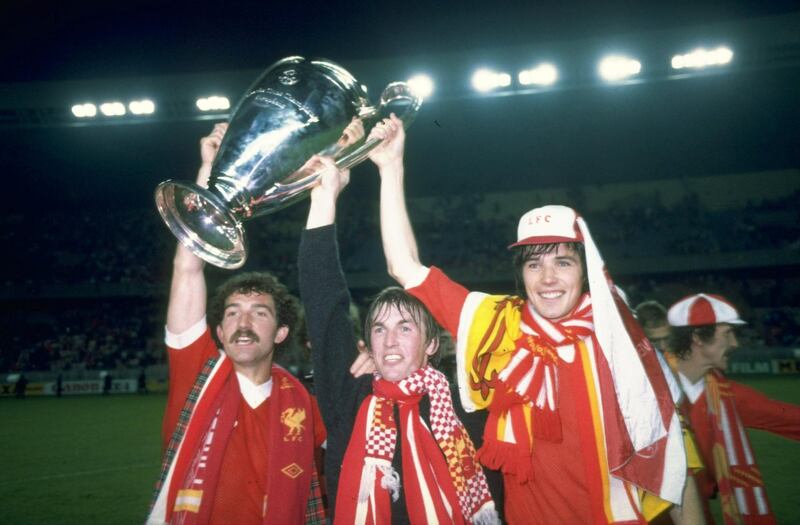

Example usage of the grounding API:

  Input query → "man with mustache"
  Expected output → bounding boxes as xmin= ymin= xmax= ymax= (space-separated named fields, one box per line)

xmin=634 ymin=300 xmax=707 ymax=525
xmin=147 ymin=123 xmax=326 ymax=525
xmin=668 ymin=293 xmax=800 ymax=524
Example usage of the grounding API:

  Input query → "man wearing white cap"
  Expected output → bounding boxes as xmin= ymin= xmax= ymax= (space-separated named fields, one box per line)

xmin=367 ymin=115 xmax=687 ymax=524
xmin=668 ymin=293 xmax=800 ymax=525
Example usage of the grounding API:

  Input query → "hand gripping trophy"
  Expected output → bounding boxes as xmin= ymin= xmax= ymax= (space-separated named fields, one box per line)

xmin=155 ymin=56 xmax=421 ymax=269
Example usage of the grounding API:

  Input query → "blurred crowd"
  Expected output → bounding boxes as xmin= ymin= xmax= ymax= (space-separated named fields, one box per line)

xmin=0 ymin=299 xmax=163 ymax=373
xmin=3 ymin=189 xmax=798 ymax=290
xmin=2 ymin=187 xmax=798 ymax=373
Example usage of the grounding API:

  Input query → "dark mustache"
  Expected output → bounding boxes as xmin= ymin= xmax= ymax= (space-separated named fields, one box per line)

xmin=229 ymin=329 xmax=260 ymax=343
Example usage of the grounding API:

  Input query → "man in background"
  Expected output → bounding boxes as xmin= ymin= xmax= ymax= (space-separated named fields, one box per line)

xmin=669 ymin=293 xmax=800 ymax=525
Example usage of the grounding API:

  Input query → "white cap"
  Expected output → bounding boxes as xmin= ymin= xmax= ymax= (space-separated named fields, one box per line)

xmin=667 ymin=293 xmax=746 ymax=327
xmin=509 ymin=205 xmax=583 ymax=248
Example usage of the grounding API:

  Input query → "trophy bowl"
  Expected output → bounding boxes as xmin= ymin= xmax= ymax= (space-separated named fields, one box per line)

xmin=155 ymin=56 xmax=422 ymax=269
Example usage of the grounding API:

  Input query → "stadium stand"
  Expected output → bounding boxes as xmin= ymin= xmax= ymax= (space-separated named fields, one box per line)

xmin=2 ymin=172 xmax=798 ymax=376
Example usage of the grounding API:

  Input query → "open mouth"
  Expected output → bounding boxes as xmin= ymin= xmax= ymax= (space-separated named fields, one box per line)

xmin=230 ymin=330 xmax=259 ymax=344
xmin=539 ymin=291 xmax=564 ymax=299
xmin=383 ymin=354 xmax=402 ymax=363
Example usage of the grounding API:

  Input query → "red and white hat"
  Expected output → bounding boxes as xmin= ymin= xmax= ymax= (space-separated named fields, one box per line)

xmin=667 ymin=293 xmax=746 ymax=327
xmin=508 ymin=205 xmax=584 ymax=248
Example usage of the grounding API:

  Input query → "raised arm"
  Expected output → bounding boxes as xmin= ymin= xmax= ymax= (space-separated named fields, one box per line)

xmin=368 ymin=114 xmax=426 ymax=287
xmin=166 ymin=123 xmax=227 ymax=333
xmin=305 ymin=156 xmax=350 ymax=229
xmin=298 ymin=158 xmax=361 ymax=427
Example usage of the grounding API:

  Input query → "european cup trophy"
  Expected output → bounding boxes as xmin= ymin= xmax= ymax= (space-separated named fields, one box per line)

xmin=154 ymin=56 xmax=422 ymax=269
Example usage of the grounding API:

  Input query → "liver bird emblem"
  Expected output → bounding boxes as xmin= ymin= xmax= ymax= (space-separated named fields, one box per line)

xmin=280 ymin=407 xmax=306 ymax=441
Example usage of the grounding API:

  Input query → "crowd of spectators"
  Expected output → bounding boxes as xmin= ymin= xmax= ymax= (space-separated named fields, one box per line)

xmin=0 ymin=299 xmax=163 ymax=374
xmin=2 ymin=276 xmax=798 ymax=375
xmin=2 ymin=186 xmax=798 ymax=374
xmin=2 ymin=189 xmax=798 ymax=290
xmin=593 ymin=190 xmax=800 ymax=257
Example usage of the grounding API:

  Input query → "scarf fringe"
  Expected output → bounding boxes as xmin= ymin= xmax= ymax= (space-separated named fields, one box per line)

xmin=477 ymin=440 xmax=533 ymax=482
xmin=357 ymin=461 xmax=376 ymax=502
xmin=378 ymin=463 xmax=401 ymax=502
xmin=358 ymin=458 xmax=400 ymax=503
xmin=471 ymin=503 xmax=501 ymax=525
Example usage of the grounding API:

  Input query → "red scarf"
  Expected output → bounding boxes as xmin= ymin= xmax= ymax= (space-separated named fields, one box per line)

xmin=336 ymin=367 xmax=498 ymax=525
xmin=706 ymin=371 xmax=776 ymax=525
xmin=478 ymin=294 xmax=594 ymax=477
xmin=150 ymin=357 xmax=322 ymax=524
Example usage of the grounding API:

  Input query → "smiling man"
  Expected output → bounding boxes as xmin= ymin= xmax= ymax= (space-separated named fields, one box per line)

xmin=668 ymin=293 xmax=800 ymax=525
xmin=371 ymin=115 xmax=688 ymax=524
xmin=298 ymin=155 xmax=499 ymax=524
xmin=147 ymin=124 xmax=325 ymax=525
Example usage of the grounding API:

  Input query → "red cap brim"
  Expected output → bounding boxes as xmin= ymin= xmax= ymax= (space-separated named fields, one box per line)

xmin=508 ymin=234 xmax=584 ymax=250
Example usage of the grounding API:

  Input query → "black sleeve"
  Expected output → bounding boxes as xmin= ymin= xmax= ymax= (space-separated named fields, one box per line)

xmin=298 ymin=223 xmax=371 ymax=514
xmin=299 ymin=224 xmax=364 ymax=428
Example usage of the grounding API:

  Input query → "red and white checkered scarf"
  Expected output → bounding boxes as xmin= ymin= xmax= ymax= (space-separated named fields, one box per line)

xmin=336 ymin=366 xmax=498 ymax=525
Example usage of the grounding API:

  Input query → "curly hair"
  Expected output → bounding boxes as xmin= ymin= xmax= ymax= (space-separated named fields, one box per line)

xmin=208 ymin=271 xmax=299 ymax=350
xmin=364 ymin=287 xmax=443 ymax=367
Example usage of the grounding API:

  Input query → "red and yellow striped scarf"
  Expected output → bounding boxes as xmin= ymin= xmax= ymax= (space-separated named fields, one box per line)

xmin=475 ymin=294 xmax=593 ymax=476
xmin=456 ymin=287 xmax=686 ymax=522
xmin=706 ymin=370 xmax=776 ymax=525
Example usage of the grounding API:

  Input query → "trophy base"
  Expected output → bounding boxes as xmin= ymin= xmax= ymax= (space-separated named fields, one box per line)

xmin=155 ymin=180 xmax=247 ymax=269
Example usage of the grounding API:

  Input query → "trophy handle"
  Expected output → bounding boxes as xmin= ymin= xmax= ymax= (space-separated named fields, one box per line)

xmin=335 ymin=81 xmax=422 ymax=170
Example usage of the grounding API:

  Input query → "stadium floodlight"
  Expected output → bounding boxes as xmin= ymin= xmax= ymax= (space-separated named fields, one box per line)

xmin=99 ymin=101 xmax=126 ymax=116
xmin=407 ymin=74 xmax=434 ymax=99
xmin=71 ymin=103 xmax=97 ymax=118
xmin=518 ymin=63 xmax=558 ymax=86
xmin=128 ymin=99 xmax=155 ymax=115
xmin=598 ymin=55 xmax=641 ymax=81
xmin=196 ymin=96 xmax=231 ymax=112
xmin=671 ymin=46 xmax=733 ymax=70
xmin=471 ymin=68 xmax=512 ymax=93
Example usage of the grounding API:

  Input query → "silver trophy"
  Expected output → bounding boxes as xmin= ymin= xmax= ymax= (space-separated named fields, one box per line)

xmin=155 ymin=56 xmax=422 ymax=269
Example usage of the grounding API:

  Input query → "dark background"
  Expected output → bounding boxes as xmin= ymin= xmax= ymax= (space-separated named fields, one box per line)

xmin=0 ymin=1 xmax=798 ymax=212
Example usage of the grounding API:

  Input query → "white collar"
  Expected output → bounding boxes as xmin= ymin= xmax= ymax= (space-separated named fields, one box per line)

xmin=678 ymin=372 xmax=706 ymax=404
xmin=236 ymin=372 xmax=273 ymax=409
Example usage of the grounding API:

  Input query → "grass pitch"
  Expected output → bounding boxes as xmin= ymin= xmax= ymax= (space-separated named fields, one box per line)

xmin=1 ymin=394 xmax=163 ymax=525
xmin=1 ymin=377 xmax=797 ymax=524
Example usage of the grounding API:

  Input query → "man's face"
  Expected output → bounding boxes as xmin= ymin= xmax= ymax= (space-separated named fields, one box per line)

xmin=216 ymin=292 xmax=288 ymax=372
xmin=695 ymin=323 xmax=739 ymax=371
xmin=644 ymin=323 xmax=672 ymax=353
xmin=369 ymin=305 xmax=437 ymax=383
xmin=522 ymin=244 xmax=584 ymax=321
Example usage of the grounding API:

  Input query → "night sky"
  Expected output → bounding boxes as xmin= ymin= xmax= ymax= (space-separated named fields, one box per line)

xmin=1 ymin=1 xmax=798 ymax=211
